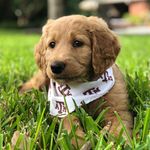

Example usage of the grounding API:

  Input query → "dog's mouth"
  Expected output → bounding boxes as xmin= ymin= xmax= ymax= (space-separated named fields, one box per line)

xmin=51 ymin=74 xmax=89 ymax=83
xmin=54 ymin=75 xmax=80 ymax=81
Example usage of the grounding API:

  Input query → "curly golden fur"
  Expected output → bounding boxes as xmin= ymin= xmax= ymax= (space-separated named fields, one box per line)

xmin=20 ymin=15 xmax=133 ymax=148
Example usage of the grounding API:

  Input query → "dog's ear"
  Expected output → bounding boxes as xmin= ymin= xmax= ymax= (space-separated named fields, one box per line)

xmin=88 ymin=16 xmax=120 ymax=77
xmin=34 ymin=19 xmax=54 ymax=73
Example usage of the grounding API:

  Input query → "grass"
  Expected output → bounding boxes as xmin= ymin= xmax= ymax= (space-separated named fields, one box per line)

xmin=0 ymin=28 xmax=150 ymax=149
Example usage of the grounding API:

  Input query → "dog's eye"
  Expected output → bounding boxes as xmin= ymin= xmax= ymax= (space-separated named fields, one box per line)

xmin=49 ymin=42 xmax=56 ymax=48
xmin=72 ymin=40 xmax=83 ymax=48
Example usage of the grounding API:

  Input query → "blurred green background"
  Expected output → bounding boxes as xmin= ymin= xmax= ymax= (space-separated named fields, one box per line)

xmin=0 ymin=0 xmax=83 ymax=28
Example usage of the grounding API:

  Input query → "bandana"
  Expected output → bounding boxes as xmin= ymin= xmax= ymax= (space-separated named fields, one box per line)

xmin=48 ymin=67 xmax=115 ymax=118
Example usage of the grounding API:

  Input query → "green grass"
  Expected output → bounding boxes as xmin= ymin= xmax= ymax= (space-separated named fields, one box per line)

xmin=0 ymin=29 xmax=150 ymax=149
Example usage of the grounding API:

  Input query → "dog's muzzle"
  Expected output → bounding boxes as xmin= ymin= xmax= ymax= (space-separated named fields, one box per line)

xmin=51 ymin=61 xmax=66 ymax=74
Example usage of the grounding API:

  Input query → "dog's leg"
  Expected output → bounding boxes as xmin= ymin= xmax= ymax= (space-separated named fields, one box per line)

xmin=19 ymin=70 xmax=49 ymax=93
xmin=102 ymin=66 xmax=133 ymax=141
xmin=63 ymin=115 xmax=86 ymax=149
xmin=106 ymin=108 xmax=133 ymax=139
xmin=103 ymin=107 xmax=133 ymax=138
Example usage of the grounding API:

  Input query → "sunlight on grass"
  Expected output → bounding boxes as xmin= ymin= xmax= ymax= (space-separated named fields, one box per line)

xmin=117 ymin=35 xmax=150 ymax=74
xmin=0 ymin=29 xmax=150 ymax=149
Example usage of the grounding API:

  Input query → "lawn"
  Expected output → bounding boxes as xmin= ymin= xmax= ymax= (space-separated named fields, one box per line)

xmin=0 ymin=29 xmax=150 ymax=149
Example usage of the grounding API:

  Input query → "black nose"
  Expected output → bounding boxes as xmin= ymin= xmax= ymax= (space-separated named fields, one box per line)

xmin=51 ymin=61 xmax=66 ymax=74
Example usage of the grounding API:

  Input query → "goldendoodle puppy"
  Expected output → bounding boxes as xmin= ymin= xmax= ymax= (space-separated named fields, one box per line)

xmin=20 ymin=15 xmax=133 ymax=148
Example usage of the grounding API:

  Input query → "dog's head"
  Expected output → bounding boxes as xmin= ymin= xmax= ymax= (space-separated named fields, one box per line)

xmin=35 ymin=15 xmax=120 ymax=83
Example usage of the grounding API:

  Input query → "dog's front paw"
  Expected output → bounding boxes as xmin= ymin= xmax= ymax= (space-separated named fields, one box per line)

xmin=18 ymin=82 xmax=33 ymax=94
xmin=101 ymin=121 xmax=112 ymax=135
xmin=11 ymin=131 xmax=30 ymax=150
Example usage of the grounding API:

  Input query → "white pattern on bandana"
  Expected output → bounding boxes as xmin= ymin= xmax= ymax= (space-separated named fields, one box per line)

xmin=48 ymin=67 xmax=115 ymax=118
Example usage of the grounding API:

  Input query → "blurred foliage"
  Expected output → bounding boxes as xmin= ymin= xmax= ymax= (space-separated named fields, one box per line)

xmin=0 ymin=0 xmax=13 ymax=20
xmin=13 ymin=0 xmax=47 ymax=24
xmin=0 ymin=0 xmax=47 ymax=27
xmin=64 ymin=0 xmax=82 ymax=15
xmin=0 ymin=0 xmax=85 ymax=27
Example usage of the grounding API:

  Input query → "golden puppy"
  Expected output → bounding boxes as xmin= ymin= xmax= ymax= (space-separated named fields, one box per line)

xmin=20 ymin=15 xmax=133 ymax=148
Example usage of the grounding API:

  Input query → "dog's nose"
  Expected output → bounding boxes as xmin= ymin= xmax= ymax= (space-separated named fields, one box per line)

xmin=51 ymin=61 xmax=66 ymax=74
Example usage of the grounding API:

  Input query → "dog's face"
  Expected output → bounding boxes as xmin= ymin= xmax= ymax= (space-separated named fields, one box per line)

xmin=35 ymin=15 xmax=120 ymax=83
xmin=45 ymin=17 xmax=92 ymax=82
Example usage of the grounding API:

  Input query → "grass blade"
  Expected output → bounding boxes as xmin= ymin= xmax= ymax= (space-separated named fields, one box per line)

xmin=64 ymin=97 xmax=79 ymax=149
xmin=95 ymin=134 xmax=104 ymax=150
xmin=50 ymin=132 xmax=54 ymax=150
xmin=45 ymin=117 xmax=58 ymax=145
xmin=142 ymin=109 xmax=150 ymax=142
xmin=0 ymin=134 xmax=3 ymax=149
xmin=53 ymin=119 xmax=63 ymax=150
xmin=95 ymin=107 xmax=109 ymax=124
xmin=114 ymin=111 xmax=133 ymax=148
xmin=30 ymin=108 xmax=45 ymax=149
xmin=41 ymin=129 xmax=46 ymax=150
xmin=127 ymin=76 xmax=144 ymax=106
xmin=104 ymin=142 xmax=114 ymax=150
xmin=6 ymin=143 xmax=11 ymax=150
xmin=58 ymin=131 xmax=73 ymax=150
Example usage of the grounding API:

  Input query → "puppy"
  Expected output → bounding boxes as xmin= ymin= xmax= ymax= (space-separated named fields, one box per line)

xmin=20 ymin=15 xmax=133 ymax=148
